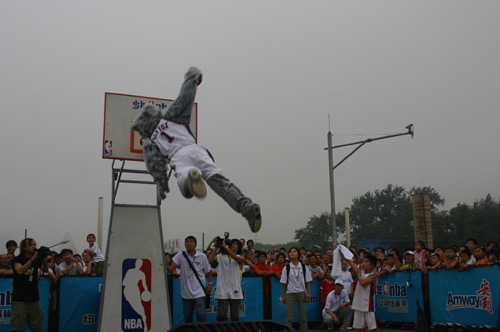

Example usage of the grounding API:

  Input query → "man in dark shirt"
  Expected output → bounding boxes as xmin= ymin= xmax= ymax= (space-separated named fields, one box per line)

xmin=11 ymin=238 xmax=43 ymax=332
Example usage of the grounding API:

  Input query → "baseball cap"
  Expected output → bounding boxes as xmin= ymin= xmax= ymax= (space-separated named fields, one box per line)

xmin=334 ymin=280 xmax=344 ymax=287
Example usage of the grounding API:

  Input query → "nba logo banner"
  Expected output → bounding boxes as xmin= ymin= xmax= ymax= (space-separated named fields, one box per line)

xmin=122 ymin=259 xmax=152 ymax=332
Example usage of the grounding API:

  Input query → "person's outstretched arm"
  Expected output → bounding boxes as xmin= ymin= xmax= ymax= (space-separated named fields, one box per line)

xmin=164 ymin=67 xmax=202 ymax=125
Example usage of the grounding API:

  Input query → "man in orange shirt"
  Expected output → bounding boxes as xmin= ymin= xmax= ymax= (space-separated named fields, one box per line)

xmin=272 ymin=252 xmax=287 ymax=279
xmin=254 ymin=251 xmax=273 ymax=318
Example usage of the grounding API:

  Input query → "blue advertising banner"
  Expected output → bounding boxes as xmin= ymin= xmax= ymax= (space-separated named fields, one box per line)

xmin=0 ymin=278 xmax=50 ymax=332
xmin=374 ymin=271 xmax=423 ymax=322
xmin=172 ymin=276 xmax=264 ymax=326
xmin=59 ymin=277 xmax=103 ymax=332
xmin=428 ymin=266 xmax=500 ymax=327
xmin=271 ymin=278 xmax=322 ymax=323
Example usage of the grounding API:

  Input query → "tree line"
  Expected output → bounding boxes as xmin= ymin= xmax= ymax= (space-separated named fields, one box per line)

xmin=255 ymin=185 xmax=499 ymax=252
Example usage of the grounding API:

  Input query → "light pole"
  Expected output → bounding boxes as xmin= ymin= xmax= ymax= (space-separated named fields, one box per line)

xmin=326 ymin=124 xmax=414 ymax=247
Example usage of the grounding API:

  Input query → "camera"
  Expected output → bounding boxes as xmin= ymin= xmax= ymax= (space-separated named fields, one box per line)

xmin=215 ymin=232 xmax=231 ymax=255
xmin=215 ymin=232 xmax=230 ymax=248
xmin=35 ymin=246 xmax=51 ymax=265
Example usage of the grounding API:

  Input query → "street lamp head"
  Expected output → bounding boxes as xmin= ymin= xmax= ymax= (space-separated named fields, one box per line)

xmin=406 ymin=124 xmax=414 ymax=138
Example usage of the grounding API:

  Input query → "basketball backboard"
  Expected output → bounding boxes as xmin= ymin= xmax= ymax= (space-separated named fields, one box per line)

xmin=102 ymin=92 xmax=198 ymax=161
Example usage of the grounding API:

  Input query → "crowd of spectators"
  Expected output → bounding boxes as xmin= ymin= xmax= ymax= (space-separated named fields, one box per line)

xmin=165 ymin=237 xmax=500 ymax=279
xmin=164 ymin=236 xmax=500 ymax=330
xmin=0 ymin=234 xmax=105 ymax=281
xmin=1 ymin=235 xmax=498 ymax=284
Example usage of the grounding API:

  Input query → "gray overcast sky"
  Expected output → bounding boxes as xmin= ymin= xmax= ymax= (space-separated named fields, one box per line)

xmin=1 ymin=1 xmax=499 ymax=253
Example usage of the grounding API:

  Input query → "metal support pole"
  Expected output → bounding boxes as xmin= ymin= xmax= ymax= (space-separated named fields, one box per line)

xmin=325 ymin=124 xmax=414 ymax=249
xmin=328 ymin=131 xmax=337 ymax=246
xmin=345 ymin=207 xmax=351 ymax=247
xmin=98 ymin=197 xmax=104 ymax=249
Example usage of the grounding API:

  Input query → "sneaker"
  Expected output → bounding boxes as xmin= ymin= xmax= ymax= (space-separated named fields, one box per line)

xmin=327 ymin=328 xmax=334 ymax=331
xmin=242 ymin=203 xmax=262 ymax=233
xmin=187 ymin=170 xmax=206 ymax=198
xmin=340 ymin=327 xmax=353 ymax=331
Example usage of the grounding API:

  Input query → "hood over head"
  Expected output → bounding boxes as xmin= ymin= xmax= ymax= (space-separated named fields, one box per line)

xmin=131 ymin=105 xmax=162 ymax=138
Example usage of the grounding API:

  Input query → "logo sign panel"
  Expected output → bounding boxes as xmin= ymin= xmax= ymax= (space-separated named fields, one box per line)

xmin=103 ymin=92 xmax=198 ymax=161
xmin=122 ymin=259 xmax=152 ymax=332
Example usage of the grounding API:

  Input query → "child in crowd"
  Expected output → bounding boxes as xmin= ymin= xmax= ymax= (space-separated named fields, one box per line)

xmin=441 ymin=247 xmax=459 ymax=270
xmin=383 ymin=254 xmax=397 ymax=274
xmin=413 ymin=241 xmax=427 ymax=270
xmin=473 ymin=247 xmax=490 ymax=266
xmin=486 ymin=241 xmax=500 ymax=263
xmin=374 ymin=259 xmax=383 ymax=275
xmin=376 ymin=258 xmax=389 ymax=277
xmin=427 ymin=253 xmax=442 ymax=271
xmin=399 ymin=251 xmax=414 ymax=271
xmin=458 ymin=248 xmax=474 ymax=272
xmin=38 ymin=255 xmax=57 ymax=282
xmin=84 ymin=233 xmax=105 ymax=276
xmin=338 ymin=261 xmax=354 ymax=296
xmin=82 ymin=251 xmax=97 ymax=276
xmin=345 ymin=253 xmax=378 ymax=332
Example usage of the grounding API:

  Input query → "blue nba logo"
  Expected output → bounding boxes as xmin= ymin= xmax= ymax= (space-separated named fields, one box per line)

xmin=122 ymin=259 xmax=152 ymax=332
xmin=104 ymin=140 xmax=112 ymax=157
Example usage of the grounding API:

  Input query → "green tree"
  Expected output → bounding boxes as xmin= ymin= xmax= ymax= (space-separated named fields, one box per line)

xmin=293 ymin=212 xmax=334 ymax=251
xmin=441 ymin=194 xmax=500 ymax=246
xmin=346 ymin=184 xmax=445 ymax=246
xmin=348 ymin=184 xmax=413 ymax=245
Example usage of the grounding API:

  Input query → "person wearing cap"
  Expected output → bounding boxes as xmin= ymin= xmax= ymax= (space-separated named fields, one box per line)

xmin=399 ymin=251 xmax=415 ymax=271
xmin=322 ymin=280 xmax=354 ymax=331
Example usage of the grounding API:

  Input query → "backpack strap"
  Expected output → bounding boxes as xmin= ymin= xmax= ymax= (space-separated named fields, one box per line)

xmin=286 ymin=262 xmax=308 ymax=289
xmin=182 ymin=251 xmax=206 ymax=292
xmin=301 ymin=261 xmax=307 ymax=282
xmin=286 ymin=264 xmax=290 ymax=288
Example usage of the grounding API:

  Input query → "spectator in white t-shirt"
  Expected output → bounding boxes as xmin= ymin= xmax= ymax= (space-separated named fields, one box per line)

xmin=56 ymin=249 xmax=83 ymax=276
xmin=280 ymin=247 xmax=312 ymax=332
xmin=208 ymin=238 xmax=246 ymax=322
xmin=322 ymin=280 xmax=354 ymax=330
xmin=338 ymin=261 xmax=354 ymax=296
xmin=168 ymin=236 xmax=213 ymax=323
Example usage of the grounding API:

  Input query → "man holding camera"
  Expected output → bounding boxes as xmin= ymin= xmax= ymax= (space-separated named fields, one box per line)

xmin=11 ymin=238 xmax=43 ymax=332
xmin=208 ymin=236 xmax=246 ymax=322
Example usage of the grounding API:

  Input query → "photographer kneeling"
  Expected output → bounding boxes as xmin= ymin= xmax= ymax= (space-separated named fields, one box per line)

xmin=208 ymin=236 xmax=246 ymax=322
xmin=11 ymin=238 xmax=43 ymax=332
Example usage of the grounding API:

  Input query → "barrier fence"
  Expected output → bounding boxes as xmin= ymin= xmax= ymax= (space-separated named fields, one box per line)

xmin=0 ymin=266 xmax=498 ymax=331
xmin=0 ymin=278 xmax=51 ymax=332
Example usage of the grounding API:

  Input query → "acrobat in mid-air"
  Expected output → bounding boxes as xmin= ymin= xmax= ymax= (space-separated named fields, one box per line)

xmin=131 ymin=67 xmax=261 ymax=232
